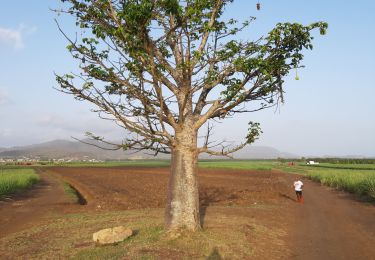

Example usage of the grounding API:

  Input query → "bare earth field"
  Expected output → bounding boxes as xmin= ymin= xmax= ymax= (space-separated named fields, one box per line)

xmin=0 ymin=167 xmax=374 ymax=259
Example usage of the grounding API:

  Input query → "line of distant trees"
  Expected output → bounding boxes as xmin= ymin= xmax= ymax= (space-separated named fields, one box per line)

xmin=299 ymin=158 xmax=375 ymax=164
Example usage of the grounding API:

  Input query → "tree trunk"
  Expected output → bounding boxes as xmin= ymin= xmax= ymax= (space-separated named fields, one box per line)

xmin=165 ymin=126 xmax=200 ymax=231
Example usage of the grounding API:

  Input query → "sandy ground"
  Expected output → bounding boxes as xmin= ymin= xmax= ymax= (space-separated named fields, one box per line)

xmin=0 ymin=167 xmax=374 ymax=259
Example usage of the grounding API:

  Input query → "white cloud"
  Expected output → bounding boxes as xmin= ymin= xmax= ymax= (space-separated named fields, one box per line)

xmin=0 ymin=24 xmax=37 ymax=50
xmin=19 ymin=23 xmax=37 ymax=35
xmin=0 ymin=89 xmax=9 ymax=105
xmin=0 ymin=128 xmax=12 ymax=138
xmin=0 ymin=27 xmax=23 ymax=49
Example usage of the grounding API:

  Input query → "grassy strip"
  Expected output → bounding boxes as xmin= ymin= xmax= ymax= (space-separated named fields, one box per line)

xmin=274 ymin=165 xmax=307 ymax=174
xmin=300 ymin=163 xmax=375 ymax=171
xmin=57 ymin=160 xmax=171 ymax=168
xmin=2 ymin=159 xmax=280 ymax=170
xmin=62 ymin=182 xmax=80 ymax=203
xmin=44 ymin=160 xmax=275 ymax=170
xmin=0 ymin=169 xmax=40 ymax=198
xmin=306 ymin=168 xmax=375 ymax=199
xmin=199 ymin=160 xmax=274 ymax=170
xmin=0 ymin=160 xmax=171 ymax=169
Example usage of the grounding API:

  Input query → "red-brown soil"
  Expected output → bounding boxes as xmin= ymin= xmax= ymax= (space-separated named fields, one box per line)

xmin=0 ymin=170 xmax=73 ymax=237
xmin=49 ymin=167 xmax=292 ymax=211
xmin=0 ymin=167 xmax=374 ymax=259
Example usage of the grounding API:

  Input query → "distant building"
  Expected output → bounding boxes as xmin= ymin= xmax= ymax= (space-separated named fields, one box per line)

xmin=307 ymin=160 xmax=319 ymax=165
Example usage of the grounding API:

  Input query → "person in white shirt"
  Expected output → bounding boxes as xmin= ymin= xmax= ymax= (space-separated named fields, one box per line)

xmin=293 ymin=179 xmax=304 ymax=203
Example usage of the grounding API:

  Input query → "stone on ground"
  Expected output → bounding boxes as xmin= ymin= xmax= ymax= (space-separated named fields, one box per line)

xmin=93 ymin=226 xmax=133 ymax=245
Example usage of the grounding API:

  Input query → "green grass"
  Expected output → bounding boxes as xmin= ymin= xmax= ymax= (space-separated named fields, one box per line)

xmin=63 ymin=182 xmax=80 ymax=203
xmin=0 ymin=168 xmax=40 ymax=198
xmin=2 ymin=159 xmax=280 ymax=170
xmin=198 ymin=160 xmax=275 ymax=170
xmin=48 ymin=160 xmax=170 ymax=168
xmin=2 ymin=159 xmax=285 ymax=171
xmin=0 ymin=160 xmax=171 ymax=168
xmin=51 ymin=159 xmax=276 ymax=170
xmin=305 ymin=168 xmax=375 ymax=199
xmin=301 ymin=163 xmax=375 ymax=171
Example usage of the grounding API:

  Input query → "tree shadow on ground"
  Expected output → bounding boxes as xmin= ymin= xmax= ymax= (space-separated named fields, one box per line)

xmin=199 ymin=187 xmax=238 ymax=227
xmin=206 ymin=247 xmax=223 ymax=260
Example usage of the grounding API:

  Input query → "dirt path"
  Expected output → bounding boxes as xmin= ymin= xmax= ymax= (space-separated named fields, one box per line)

xmin=287 ymin=177 xmax=375 ymax=260
xmin=0 ymin=170 xmax=71 ymax=237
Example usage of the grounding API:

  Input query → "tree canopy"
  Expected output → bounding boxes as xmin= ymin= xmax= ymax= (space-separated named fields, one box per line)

xmin=56 ymin=0 xmax=327 ymax=157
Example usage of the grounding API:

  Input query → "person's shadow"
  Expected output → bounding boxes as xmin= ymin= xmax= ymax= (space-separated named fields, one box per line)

xmin=279 ymin=192 xmax=296 ymax=202
xmin=206 ymin=247 xmax=223 ymax=260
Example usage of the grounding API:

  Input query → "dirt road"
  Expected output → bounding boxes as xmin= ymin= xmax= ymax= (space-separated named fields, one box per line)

xmin=0 ymin=170 xmax=71 ymax=237
xmin=288 ymin=178 xmax=375 ymax=260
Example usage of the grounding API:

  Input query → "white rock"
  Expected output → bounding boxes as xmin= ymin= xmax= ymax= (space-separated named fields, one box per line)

xmin=93 ymin=226 xmax=133 ymax=245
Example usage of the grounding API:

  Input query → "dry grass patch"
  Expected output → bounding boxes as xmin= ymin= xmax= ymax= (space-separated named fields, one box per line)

xmin=0 ymin=204 xmax=289 ymax=259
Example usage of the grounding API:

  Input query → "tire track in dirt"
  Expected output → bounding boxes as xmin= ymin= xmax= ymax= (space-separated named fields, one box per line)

xmin=287 ymin=178 xmax=375 ymax=260
xmin=0 ymin=169 xmax=73 ymax=237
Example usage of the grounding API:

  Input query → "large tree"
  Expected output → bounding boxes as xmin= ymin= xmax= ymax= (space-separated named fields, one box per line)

xmin=55 ymin=0 xmax=327 ymax=231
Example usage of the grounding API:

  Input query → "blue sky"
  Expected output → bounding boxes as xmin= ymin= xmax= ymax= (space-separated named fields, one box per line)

xmin=0 ymin=0 xmax=374 ymax=157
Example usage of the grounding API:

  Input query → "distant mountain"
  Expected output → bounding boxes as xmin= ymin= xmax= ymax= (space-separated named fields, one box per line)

xmin=231 ymin=146 xmax=298 ymax=159
xmin=0 ymin=139 xmax=169 ymax=160
xmin=0 ymin=139 xmax=298 ymax=160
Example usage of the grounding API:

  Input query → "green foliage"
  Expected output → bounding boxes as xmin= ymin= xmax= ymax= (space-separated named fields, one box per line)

xmin=246 ymin=122 xmax=262 ymax=144
xmin=58 ymin=0 xmax=327 ymax=101
xmin=0 ymin=169 xmax=39 ymax=198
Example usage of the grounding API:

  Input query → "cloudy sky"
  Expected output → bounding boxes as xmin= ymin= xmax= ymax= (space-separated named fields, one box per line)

xmin=0 ymin=0 xmax=374 ymax=157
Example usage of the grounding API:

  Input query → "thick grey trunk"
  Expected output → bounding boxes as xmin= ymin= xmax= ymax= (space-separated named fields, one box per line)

xmin=165 ymin=126 xmax=200 ymax=231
